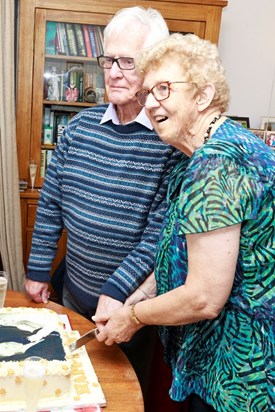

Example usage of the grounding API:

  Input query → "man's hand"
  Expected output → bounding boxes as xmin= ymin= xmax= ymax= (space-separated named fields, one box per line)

xmin=125 ymin=272 xmax=156 ymax=306
xmin=94 ymin=295 xmax=123 ymax=332
xmin=25 ymin=279 xmax=50 ymax=303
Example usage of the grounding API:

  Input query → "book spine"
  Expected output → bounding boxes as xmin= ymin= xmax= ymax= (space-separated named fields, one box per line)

xmin=74 ymin=24 xmax=86 ymax=57
xmin=46 ymin=150 xmax=53 ymax=168
xmin=45 ymin=22 xmax=57 ymax=55
xmin=55 ymin=23 xmax=63 ymax=55
xmin=43 ymin=126 xmax=53 ymax=144
xmin=40 ymin=150 xmax=47 ymax=177
xmin=65 ymin=23 xmax=78 ymax=56
xmin=95 ymin=26 xmax=104 ymax=55
xmin=97 ymin=26 xmax=104 ymax=54
xmin=82 ymin=25 xmax=92 ymax=57
xmin=78 ymin=72 xmax=84 ymax=102
xmin=88 ymin=25 xmax=97 ymax=57
xmin=58 ymin=22 xmax=69 ymax=55
xmin=43 ymin=107 xmax=51 ymax=126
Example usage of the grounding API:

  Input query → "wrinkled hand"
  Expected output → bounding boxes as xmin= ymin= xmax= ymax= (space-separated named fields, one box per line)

xmin=94 ymin=295 xmax=123 ymax=332
xmin=125 ymin=272 xmax=156 ymax=306
xmin=92 ymin=305 xmax=142 ymax=346
xmin=25 ymin=279 xmax=50 ymax=303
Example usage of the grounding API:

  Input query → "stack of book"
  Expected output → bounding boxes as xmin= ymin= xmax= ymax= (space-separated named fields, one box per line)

xmin=46 ymin=21 xmax=104 ymax=58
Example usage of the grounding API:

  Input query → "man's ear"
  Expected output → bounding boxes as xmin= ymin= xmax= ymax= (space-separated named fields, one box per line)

xmin=196 ymin=83 xmax=215 ymax=112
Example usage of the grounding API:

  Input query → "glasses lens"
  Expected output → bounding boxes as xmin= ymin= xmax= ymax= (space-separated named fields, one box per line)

xmin=118 ymin=57 xmax=135 ymax=70
xmin=153 ymin=82 xmax=170 ymax=100
xmin=98 ymin=56 xmax=113 ymax=68
xmin=136 ymin=90 xmax=149 ymax=106
xmin=97 ymin=56 xmax=135 ymax=70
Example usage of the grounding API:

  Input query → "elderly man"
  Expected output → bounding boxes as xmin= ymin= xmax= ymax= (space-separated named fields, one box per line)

xmin=25 ymin=6 xmax=180 ymax=401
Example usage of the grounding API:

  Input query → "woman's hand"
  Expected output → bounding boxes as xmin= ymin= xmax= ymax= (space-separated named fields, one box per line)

xmin=92 ymin=305 xmax=143 ymax=346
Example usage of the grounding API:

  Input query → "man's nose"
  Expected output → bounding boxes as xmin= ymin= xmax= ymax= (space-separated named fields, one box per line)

xmin=109 ymin=61 xmax=123 ymax=77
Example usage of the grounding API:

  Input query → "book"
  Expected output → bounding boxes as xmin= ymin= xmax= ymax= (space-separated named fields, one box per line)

xmin=45 ymin=21 xmax=57 ymax=55
xmin=82 ymin=24 xmax=92 ymax=57
xmin=95 ymin=26 xmax=104 ymax=55
xmin=43 ymin=107 xmax=51 ymax=126
xmin=40 ymin=150 xmax=47 ymax=177
xmin=43 ymin=126 xmax=53 ymax=144
xmin=46 ymin=149 xmax=53 ymax=168
xmin=55 ymin=24 xmax=63 ymax=55
xmin=74 ymin=23 xmax=87 ymax=57
xmin=65 ymin=23 xmax=78 ymax=56
xmin=57 ymin=22 xmax=69 ymax=55
xmin=88 ymin=25 xmax=97 ymax=57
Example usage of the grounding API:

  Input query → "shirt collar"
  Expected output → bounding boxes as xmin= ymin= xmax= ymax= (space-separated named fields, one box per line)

xmin=100 ymin=103 xmax=153 ymax=130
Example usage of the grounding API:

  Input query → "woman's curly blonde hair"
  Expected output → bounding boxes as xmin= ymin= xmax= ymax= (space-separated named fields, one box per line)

xmin=137 ymin=33 xmax=230 ymax=113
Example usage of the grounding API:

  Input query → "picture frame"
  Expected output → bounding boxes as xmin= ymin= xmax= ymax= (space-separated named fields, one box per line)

xmin=260 ymin=116 xmax=275 ymax=131
xmin=249 ymin=129 xmax=266 ymax=141
xmin=265 ymin=130 xmax=275 ymax=148
xmin=228 ymin=116 xmax=250 ymax=128
xmin=249 ymin=128 xmax=275 ymax=148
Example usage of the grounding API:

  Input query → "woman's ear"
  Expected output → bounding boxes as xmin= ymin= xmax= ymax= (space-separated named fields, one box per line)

xmin=196 ymin=83 xmax=215 ymax=112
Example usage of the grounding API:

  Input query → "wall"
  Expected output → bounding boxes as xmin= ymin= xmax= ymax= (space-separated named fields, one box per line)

xmin=218 ymin=0 xmax=275 ymax=128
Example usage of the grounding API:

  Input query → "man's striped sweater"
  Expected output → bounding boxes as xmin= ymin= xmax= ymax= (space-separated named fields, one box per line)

xmin=27 ymin=105 xmax=180 ymax=315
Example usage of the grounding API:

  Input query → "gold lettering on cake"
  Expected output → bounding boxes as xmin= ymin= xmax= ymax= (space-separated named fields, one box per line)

xmin=55 ymin=388 xmax=62 ymax=396
xmin=75 ymin=383 xmax=90 ymax=394
xmin=15 ymin=376 xmax=23 ymax=384
xmin=72 ymin=358 xmax=91 ymax=396
xmin=0 ymin=388 xmax=6 ymax=396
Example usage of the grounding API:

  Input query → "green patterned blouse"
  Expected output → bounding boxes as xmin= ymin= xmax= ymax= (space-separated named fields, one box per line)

xmin=155 ymin=119 xmax=275 ymax=411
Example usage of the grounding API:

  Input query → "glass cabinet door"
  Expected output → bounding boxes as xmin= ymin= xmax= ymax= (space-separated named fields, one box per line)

xmin=31 ymin=10 xmax=107 ymax=185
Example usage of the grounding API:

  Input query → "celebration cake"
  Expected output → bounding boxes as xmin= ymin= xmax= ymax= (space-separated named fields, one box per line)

xmin=0 ymin=307 xmax=106 ymax=411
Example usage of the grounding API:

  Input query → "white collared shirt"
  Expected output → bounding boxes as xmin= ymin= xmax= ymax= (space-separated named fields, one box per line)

xmin=100 ymin=103 xmax=153 ymax=130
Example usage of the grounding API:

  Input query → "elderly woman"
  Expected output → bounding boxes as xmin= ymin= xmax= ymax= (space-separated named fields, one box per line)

xmin=93 ymin=34 xmax=275 ymax=411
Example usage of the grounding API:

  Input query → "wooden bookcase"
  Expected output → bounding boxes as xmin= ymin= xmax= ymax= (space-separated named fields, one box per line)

xmin=16 ymin=0 xmax=227 ymax=274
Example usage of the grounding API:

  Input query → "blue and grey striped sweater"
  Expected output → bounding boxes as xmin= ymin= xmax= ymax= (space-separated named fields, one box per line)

xmin=27 ymin=105 xmax=180 ymax=314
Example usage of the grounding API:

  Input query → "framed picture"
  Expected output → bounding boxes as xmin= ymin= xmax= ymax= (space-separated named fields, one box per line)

xmin=250 ymin=128 xmax=275 ymax=148
xmin=265 ymin=131 xmax=275 ymax=148
xmin=228 ymin=116 xmax=250 ymax=128
xmin=260 ymin=116 xmax=275 ymax=131
xmin=249 ymin=129 xmax=266 ymax=141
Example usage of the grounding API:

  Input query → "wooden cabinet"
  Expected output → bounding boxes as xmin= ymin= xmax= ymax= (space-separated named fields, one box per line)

xmin=17 ymin=0 xmax=227 ymax=272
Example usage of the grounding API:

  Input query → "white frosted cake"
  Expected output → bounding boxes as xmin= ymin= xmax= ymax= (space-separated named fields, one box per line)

xmin=0 ymin=307 xmax=106 ymax=411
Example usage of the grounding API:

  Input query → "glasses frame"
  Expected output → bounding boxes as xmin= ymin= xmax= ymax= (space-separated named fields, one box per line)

xmin=136 ymin=81 xmax=188 ymax=106
xmin=97 ymin=55 xmax=135 ymax=70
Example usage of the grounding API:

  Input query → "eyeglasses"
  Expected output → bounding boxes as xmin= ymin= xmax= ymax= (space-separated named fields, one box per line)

xmin=136 ymin=81 xmax=188 ymax=106
xmin=97 ymin=55 xmax=135 ymax=70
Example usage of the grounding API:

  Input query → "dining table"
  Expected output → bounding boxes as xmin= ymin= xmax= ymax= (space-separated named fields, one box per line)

xmin=5 ymin=290 xmax=144 ymax=412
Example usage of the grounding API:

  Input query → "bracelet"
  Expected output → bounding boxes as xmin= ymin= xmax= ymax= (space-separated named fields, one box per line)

xmin=130 ymin=304 xmax=144 ymax=326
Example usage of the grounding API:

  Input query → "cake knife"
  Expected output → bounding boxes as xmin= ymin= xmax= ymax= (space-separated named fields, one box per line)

xmin=69 ymin=327 xmax=99 ymax=352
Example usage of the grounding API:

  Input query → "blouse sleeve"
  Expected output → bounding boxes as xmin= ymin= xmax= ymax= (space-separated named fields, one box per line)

xmin=178 ymin=154 xmax=264 ymax=234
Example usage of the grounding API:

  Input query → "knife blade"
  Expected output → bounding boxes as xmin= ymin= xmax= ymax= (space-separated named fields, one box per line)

xmin=69 ymin=327 xmax=98 ymax=352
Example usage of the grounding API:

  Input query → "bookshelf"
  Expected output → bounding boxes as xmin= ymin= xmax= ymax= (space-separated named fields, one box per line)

xmin=16 ymin=0 xmax=227 ymax=275
xmin=39 ymin=20 xmax=106 ymax=181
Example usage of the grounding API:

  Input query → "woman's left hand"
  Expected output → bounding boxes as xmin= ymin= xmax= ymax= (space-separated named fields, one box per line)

xmin=92 ymin=306 xmax=143 ymax=345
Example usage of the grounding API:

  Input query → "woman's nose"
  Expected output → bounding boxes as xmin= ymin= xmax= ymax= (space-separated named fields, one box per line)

xmin=145 ymin=92 xmax=159 ymax=109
